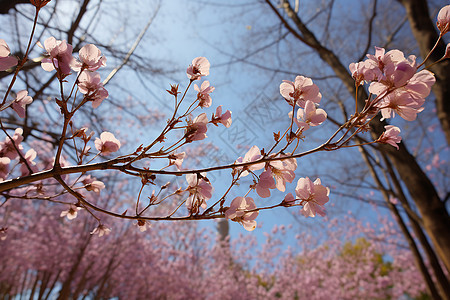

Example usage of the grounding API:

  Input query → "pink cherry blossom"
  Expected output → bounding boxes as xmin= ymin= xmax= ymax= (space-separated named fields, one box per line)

xmin=185 ymin=113 xmax=208 ymax=142
xmin=401 ymin=70 xmax=435 ymax=103
xmin=185 ymin=173 xmax=213 ymax=213
xmin=0 ymin=39 xmax=18 ymax=71
xmin=349 ymin=60 xmax=378 ymax=85
xmin=186 ymin=57 xmax=210 ymax=80
xmin=60 ymin=204 xmax=81 ymax=220
xmin=20 ymin=149 xmax=38 ymax=176
xmin=365 ymin=47 xmax=406 ymax=76
xmin=168 ymin=152 xmax=185 ymax=170
xmin=72 ymin=44 xmax=106 ymax=72
xmin=386 ymin=61 xmax=417 ymax=87
xmin=225 ymin=196 xmax=259 ymax=231
xmin=77 ymin=70 xmax=109 ymax=108
xmin=39 ymin=37 xmax=74 ymax=77
xmin=368 ymin=61 xmax=416 ymax=96
xmin=255 ymin=170 xmax=276 ymax=198
xmin=234 ymin=145 xmax=265 ymax=177
xmin=376 ymin=92 xmax=424 ymax=121
xmin=377 ymin=125 xmax=402 ymax=150
xmin=267 ymin=155 xmax=297 ymax=192
xmin=11 ymin=90 xmax=33 ymax=118
xmin=90 ymin=224 xmax=111 ymax=237
xmin=94 ymin=132 xmax=121 ymax=155
xmin=194 ymin=81 xmax=214 ymax=108
xmin=437 ymin=5 xmax=450 ymax=35
xmin=295 ymin=177 xmax=330 ymax=217
xmin=279 ymin=75 xmax=322 ymax=107
xmin=0 ymin=157 xmax=10 ymax=181
xmin=372 ymin=68 xmax=434 ymax=121
xmin=81 ymin=175 xmax=105 ymax=193
xmin=0 ymin=128 xmax=24 ymax=159
xmin=293 ymin=100 xmax=327 ymax=130
xmin=212 ymin=105 xmax=232 ymax=128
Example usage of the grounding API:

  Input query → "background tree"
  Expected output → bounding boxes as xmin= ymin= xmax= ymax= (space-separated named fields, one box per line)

xmin=0 ymin=198 xmax=430 ymax=299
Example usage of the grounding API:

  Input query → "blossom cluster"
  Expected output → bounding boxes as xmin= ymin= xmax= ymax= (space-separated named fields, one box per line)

xmin=39 ymin=38 xmax=108 ymax=107
xmin=348 ymin=44 xmax=440 ymax=149
xmin=0 ymin=38 xmax=120 ymax=187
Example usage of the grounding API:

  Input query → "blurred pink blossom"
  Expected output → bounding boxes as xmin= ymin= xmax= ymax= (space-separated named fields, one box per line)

xmin=0 ymin=128 xmax=24 ymax=160
xmin=389 ymin=196 xmax=398 ymax=205
xmin=20 ymin=149 xmax=38 ymax=176
xmin=426 ymin=153 xmax=442 ymax=171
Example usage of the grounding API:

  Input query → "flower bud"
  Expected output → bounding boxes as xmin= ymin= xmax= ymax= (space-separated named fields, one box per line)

xmin=437 ymin=5 xmax=450 ymax=35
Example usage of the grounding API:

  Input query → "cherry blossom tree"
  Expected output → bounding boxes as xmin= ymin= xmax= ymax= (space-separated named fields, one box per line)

xmin=0 ymin=1 xmax=449 ymax=299
xmin=0 ymin=198 xmax=431 ymax=299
